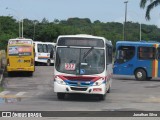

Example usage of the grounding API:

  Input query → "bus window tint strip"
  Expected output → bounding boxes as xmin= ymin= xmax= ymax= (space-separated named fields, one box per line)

xmin=57 ymin=37 xmax=104 ymax=47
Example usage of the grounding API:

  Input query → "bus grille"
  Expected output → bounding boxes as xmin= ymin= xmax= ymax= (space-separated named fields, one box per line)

xmin=67 ymin=81 xmax=91 ymax=87
xmin=70 ymin=87 xmax=88 ymax=91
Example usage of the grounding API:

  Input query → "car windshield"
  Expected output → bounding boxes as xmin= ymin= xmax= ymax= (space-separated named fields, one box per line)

xmin=8 ymin=46 xmax=32 ymax=56
xmin=55 ymin=47 xmax=105 ymax=75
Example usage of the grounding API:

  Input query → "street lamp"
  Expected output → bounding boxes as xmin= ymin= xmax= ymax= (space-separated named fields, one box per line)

xmin=140 ymin=23 xmax=142 ymax=41
xmin=6 ymin=7 xmax=23 ymax=38
xmin=124 ymin=1 xmax=128 ymax=41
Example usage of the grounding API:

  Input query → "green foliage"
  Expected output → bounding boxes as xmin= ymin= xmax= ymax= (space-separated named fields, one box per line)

xmin=140 ymin=0 xmax=160 ymax=20
xmin=0 ymin=86 xmax=4 ymax=92
xmin=0 ymin=16 xmax=160 ymax=49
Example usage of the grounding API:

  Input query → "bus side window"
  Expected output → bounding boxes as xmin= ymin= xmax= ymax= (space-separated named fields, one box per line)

xmin=106 ymin=45 xmax=112 ymax=65
xmin=38 ymin=44 xmax=43 ymax=53
xmin=106 ymin=45 xmax=109 ymax=65
xmin=108 ymin=46 xmax=112 ymax=63
xmin=138 ymin=47 xmax=155 ymax=60
xmin=43 ymin=44 xmax=48 ymax=53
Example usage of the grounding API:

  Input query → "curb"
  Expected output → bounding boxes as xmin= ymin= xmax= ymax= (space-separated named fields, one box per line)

xmin=0 ymin=69 xmax=4 ymax=85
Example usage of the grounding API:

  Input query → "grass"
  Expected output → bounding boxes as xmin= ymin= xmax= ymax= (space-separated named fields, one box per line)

xmin=0 ymin=86 xmax=4 ymax=92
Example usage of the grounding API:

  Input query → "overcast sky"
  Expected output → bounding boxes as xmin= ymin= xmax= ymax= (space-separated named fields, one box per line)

xmin=0 ymin=0 xmax=160 ymax=27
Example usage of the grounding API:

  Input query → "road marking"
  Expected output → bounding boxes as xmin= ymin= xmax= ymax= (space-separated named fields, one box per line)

xmin=0 ymin=91 xmax=10 ymax=96
xmin=16 ymin=92 xmax=26 ymax=96
xmin=0 ymin=91 xmax=27 ymax=98
xmin=143 ymin=96 xmax=160 ymax=103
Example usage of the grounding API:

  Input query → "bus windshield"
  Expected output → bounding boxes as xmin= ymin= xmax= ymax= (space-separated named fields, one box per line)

xmin=55 ymin=47 xmax=105 ymax=75
xmin=8 ymin=45 xmax=32 ymax=56
xmin=116 ymin=46 xmax=135 ymax=64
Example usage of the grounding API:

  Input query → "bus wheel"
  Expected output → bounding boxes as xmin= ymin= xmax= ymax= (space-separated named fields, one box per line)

xmin=135 ymin=69 xmax=146 ymax=81
xmin=28 ymin=72 xmax=33 ymax=77
xmin=8 ymin=72 xmax=13 ymax=77
xmin=98 ymin=94 xmax=106 ymax=100
xmin=47 ymin=60 xmax=51 ymax=66
xmin=57 ymin=93 xmax=65 ymax=99
xmin=35 ymin=62 xmax=38 ymax=66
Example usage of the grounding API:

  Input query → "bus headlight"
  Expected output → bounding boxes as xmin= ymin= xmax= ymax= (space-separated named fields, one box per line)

xmin=55 ymin=76 xmax=66 ymax=85
xmin=93 ymin=78 xmax=105 ymax=86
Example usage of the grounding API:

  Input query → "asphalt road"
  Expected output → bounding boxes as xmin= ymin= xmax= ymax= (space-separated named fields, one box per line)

xmin=0 ymin=66 xmax=160 ymax=119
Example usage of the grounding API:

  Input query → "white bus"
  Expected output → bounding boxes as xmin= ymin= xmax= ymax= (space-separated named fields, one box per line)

xmin=34 ymin=41 xmax=56 ymax=66
xmin=53 ymin=34 xmax=113 ymax=100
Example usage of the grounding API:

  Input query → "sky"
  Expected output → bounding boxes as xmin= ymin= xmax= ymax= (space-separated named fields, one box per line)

xmin=0 ymin=0 xmax=160 ymax=27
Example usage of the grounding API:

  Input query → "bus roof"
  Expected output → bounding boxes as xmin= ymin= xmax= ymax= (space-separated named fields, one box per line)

xmin=8 ymin=38 xmax=33 ymax=45
xmin=9 ymin=38 xmax=33 ymax=41
xmin=33 ymin=41 xmax=56 ymax=45
xmin=58 ymin=34 xmax=105 ymax=40
xmin=116 ymin=41 xmax=160 ymax=46
xmin=57 ymin=34 xmax=112 ymax=46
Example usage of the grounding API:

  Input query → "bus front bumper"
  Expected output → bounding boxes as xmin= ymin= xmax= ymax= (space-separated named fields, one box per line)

xmin=53 ymin=82 xmax=106 ymax=95
xmin=7 ymin=66 xmax=35 ymax=72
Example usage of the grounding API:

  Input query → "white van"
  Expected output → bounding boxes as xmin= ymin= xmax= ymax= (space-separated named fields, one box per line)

xmin=34 ymin=41 xmax=56 ymax=66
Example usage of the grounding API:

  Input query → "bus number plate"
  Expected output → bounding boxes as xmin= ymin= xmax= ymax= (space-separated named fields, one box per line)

xmin=65 ymin=63 xmax=75 ymax=70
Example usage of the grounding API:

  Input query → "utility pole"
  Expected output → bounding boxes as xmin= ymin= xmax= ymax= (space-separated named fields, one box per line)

xmin=124 ymin=1 xmax=128 ymax=41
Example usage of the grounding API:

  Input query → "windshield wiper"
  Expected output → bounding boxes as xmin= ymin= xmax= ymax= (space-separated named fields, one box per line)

xmin=82 ymin=47 xmax=94 ymax=59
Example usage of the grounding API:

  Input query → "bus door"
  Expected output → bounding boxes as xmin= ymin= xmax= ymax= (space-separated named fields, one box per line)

xmin=8 ymin=45 xmax=33 ymax=68
xmin=114 ymin=46 xmax=135 ymax=75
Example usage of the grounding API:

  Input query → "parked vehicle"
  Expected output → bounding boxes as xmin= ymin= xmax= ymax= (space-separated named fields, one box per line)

xmin=33 ymin=41 xmax=56 ymax=66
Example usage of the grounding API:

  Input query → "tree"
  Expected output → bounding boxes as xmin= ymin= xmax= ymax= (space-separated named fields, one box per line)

xmin=140 ymin=0 xmax=160 ymax=20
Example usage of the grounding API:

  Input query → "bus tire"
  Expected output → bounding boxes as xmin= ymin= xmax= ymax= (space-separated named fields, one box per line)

xmin=98 ymin=94 xmax=106 ymax=100
xmin=28 ymin=72 xmax=33 ymax=76
xmin=47 ymin=60 xmax=51 ymax=66
xmin=35 ymin=62 xmax=38 ymax=66
xmin=8 ymin=72 xmax=13 ymax=77
xmin=57 ymin=93 xmax=65 ymax=99
xmin=135 ymin=69 xmax=146 ymax=81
